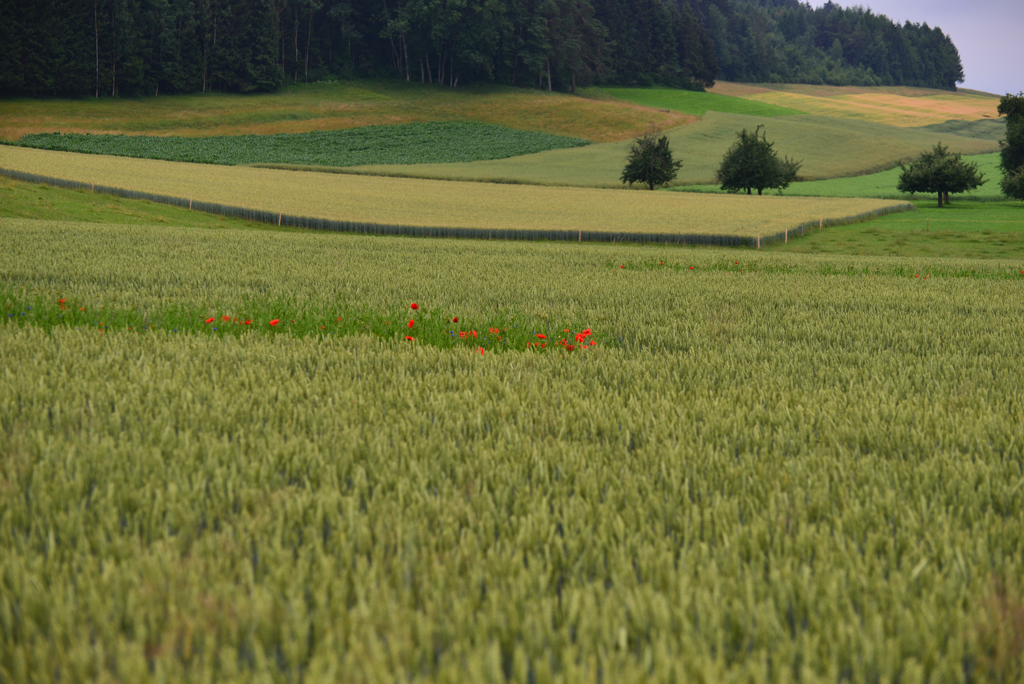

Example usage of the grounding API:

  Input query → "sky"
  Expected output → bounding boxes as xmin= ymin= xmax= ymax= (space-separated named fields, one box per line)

xmin=809 ymin=0 xmax=1023 ymax=95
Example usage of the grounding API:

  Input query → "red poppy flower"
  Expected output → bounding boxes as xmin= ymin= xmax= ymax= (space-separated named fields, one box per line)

xmin=269 ymin=319 xmax=280 ymax=326
xmin=205 ymin=317 xmax=215 ymax=323
xmin=405 ymin=336 xmax=414 ymax=341
xmin=536 ymin=333 xmax=546 ymax=339
xmin=459 ymin=331 xmax=466 ymax=338
xmin=477 ymin=347 xmax=484 ymax=355
xmin=734 ymin=261 xmax=739 ymax=264
xmin=689 ymin=266 xmax=693 ymax=270
xmin=619 ymin=265 xmax=625 ymax=269
xmin=59 ymin=298 xmax=65 ymax=304
xmin=576 ymin=333 xmax=586 ymax=343
xmin=581 ymin=328 xmax=591 ymax=336
xmin=452 ymin=316 xmax=459 ymax=323
xmin=408 ymin=319 xmax=414 ymax=328
xmin=410 ymin=303 xmax=418 ymax=310
xmin=80 ymin=307 xmax=85 ymax=311
xmin=244 ymin=319 xmax=251 ymax=325
xmin=222 ymin=315 xmax=230 ymax=321
xmin=470 ymin=330 xmax=478 ymax=338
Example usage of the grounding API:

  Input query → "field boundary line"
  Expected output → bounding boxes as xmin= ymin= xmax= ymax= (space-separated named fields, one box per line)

xmin=0 ymin=167 xmax=913 ymax=248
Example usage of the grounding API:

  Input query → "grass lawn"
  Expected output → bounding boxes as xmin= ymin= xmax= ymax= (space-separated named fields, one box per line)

xmin=770 ymin=200 xmax=1024 ymax=259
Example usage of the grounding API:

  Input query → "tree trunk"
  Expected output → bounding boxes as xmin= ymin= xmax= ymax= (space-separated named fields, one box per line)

xmin=402 ymin=33 xmax=411 ymax=81
xmin=944 ymin=191 xmax=950 ymax=205
xmin=758 ymin=188 xmax=762 ymax=195
xmin=546 ymin=56 xmax=552 ymax=92
xmin=294 ymin=5 xmax=299 ymax=82
xmin=571 ymin=72 xmax=576 ymax=95
xmin=937 ymin=192 xmax=943 ymax=208
xmin=746 ymin=188 xmax=751 ymax=195
xmin=305 ymin=5 xmax=313 ymax=82
xmin=94 ymin=0 xmax=99 ymax=98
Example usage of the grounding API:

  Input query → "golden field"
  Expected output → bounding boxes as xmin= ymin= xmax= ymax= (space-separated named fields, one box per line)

xmin=0 ymin=81 xmax=688 ymax=144
xmin=0 ymin=146 xmax=908 ymax=238
xmin=710 ymin=82 xmax=1002 ymax=127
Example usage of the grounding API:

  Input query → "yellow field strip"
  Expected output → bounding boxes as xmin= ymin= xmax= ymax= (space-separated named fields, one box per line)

xmin=710 ymin=82 xmax=1001 ymax=127
xmin=0 ymin=146 xmax=908 ymax=239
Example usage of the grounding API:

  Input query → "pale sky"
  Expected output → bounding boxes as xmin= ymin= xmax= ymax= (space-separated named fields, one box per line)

xmin=809 ymin=1 xmax=1023 ymax=96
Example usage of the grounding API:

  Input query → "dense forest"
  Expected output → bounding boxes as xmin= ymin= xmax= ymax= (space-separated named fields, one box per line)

xmin=0 ymin=0 xmax=964 ymax=98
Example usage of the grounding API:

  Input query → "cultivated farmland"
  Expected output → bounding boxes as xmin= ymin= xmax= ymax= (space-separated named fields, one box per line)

xmin=0 ymin=146 xmax=907 ymax=239
xmin=347 ymin=111 xmax=998 ymax=187
xmin=709 ymin=82 xmax=1002 ymax=128
xmin=14 ymin=122 xmax=591 ymax=167
xmin=0 ymin=80 xmax=689 ymax=144
xmin=2 ymin=216 xmax=1024 ymax=682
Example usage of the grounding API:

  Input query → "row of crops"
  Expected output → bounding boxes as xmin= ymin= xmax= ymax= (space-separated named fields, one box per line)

xmin=2 ymin=217 xmax=1023 ymax=682
xmin=9 ymin=122 xmax=591 ymax=167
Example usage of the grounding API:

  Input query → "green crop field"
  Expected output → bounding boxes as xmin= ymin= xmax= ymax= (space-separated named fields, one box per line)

xmin=672 ymin=153 xmax=1006 ymax=201
xmin=588 ymin=87 xmax=806 ymax=118
xmin=3 ymin=215 xmax=1024 ymax=683
xmin=347 ymin=112 xmax=998 ymax=187
xmin=3 ymin=77 xmax=1024 ymax=683
xmin=12 ymin=122 xmax=590 ymax=167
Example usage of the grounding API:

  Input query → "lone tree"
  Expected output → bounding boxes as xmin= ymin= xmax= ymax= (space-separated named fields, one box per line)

xmin=897 ymin=142 xmax=986 ymax=207
xmin=716 ymin=125 xmax=801 ymax=195
xmin=621 ymin=128 xmax=682 ymax=190
xmin=998 ymin=92 xmax=1024 ymax=200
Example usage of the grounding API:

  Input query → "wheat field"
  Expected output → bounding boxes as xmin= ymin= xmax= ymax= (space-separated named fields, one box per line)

xmin=0 ymin=146 xmax=907 ymax=238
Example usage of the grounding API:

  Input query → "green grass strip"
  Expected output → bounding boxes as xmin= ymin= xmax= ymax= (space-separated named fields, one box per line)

xmin=1 ymin=293 xmax=600 ymax=354
xmin=593 ymin=87 xmax=805 ymax=118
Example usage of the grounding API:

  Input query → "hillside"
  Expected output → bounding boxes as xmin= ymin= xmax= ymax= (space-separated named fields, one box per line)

xmin=3 ymin=81 xmax=1003 ymax=190
xmin=338 ymin=111 xmax=998 ymax=187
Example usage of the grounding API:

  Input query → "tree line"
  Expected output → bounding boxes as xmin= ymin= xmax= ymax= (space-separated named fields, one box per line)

xmin=0 ymin=0 xmax=964 ymax=99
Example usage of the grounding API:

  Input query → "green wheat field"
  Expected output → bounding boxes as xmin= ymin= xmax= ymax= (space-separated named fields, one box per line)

xmin=2 ymin=80 xmax=1023 ymax=683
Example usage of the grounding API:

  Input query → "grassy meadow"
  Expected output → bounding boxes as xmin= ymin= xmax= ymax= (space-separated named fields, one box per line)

xmin=673 ymin=152 xmax=1005 ymax=200
xmin=3 ymin=78 xmax=1024 ymax=683
xmin=768 ymin=201 xmax=1024 ymax=259
xmin=0 ymin=146 xmax=908 ymax=239
xmin=589 ymin=86 xmax=806 ymax=118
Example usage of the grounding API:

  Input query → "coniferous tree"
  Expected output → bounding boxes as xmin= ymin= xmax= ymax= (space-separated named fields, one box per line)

xmin=0 ymin=0 xmax=970 ymax=97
